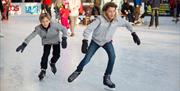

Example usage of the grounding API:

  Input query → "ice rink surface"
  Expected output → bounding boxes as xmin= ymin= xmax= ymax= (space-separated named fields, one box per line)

xmin=0 ymin=15 xmax=180 ymax=91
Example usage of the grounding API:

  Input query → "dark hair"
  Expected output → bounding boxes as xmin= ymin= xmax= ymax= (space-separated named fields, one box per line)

xmin=39 ymin=13 xmax=51 ymax=22
xmin=102 ymin=2 xmax=117 ymax=12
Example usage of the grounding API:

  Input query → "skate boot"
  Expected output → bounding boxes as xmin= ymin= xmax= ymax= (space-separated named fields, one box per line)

xmin=68 ymin=70 xmax=81 ymax=83
xmin=103 ymin=75 xmax=116 ymax=90
xmin=38 ymin=69 xmax=46 ymax=81
xmin=50 ymin=62 xmax=57 ymax=74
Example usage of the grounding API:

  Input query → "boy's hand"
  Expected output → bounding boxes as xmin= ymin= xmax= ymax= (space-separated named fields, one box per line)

xmin=81 ymin=39 xmax=88 ymax=54
xmin=62 ymin=37 xmax=67 ymax=49
xmin=16 ymin=42 xmax=27 ymax=53
xmin=131 ymin=32 xmax=141 ymax=45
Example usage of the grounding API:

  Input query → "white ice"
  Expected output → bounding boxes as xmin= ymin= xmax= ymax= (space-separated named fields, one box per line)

xmin=0 ymin=15 xmax=180 ymax=91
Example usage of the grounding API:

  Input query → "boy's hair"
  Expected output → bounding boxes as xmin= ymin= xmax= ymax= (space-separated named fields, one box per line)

xmin=39 ymin=13 xmax=51 ymax=22
xmin=102 ymin=2 xmax=117 ymax=12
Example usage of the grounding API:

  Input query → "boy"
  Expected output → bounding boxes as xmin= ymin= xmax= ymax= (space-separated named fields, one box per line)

xmin=16 ymin=13 xmax=68 ymax=81
xmin=68 ymin=2 xmax=141 ymax=89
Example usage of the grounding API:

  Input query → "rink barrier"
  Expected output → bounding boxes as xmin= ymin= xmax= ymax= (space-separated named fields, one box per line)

xmin=9 ymin=3 xmax=41 ymax=16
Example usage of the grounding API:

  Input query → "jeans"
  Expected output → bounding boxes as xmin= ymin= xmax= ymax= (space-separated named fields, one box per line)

xmin=77 ymin=40 xmax=116 ymax=75
xmin=41 ymin=43 xmax=60 ymax=69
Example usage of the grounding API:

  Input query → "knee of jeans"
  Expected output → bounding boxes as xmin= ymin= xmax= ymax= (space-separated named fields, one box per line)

xmin=110 ymin=54 xmax=116 ymax=61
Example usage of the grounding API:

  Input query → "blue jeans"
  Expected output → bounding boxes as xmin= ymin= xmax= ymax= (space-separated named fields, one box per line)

xmin=77 ymin=40 xmax=116 ymax=75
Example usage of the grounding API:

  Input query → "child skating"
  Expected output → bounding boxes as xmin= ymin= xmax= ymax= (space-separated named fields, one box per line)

xmin=1 ymin=0 xmax=10 ymax=20
xmin=59 ymin=2 xmax=70 ymax=34
xmin=16 ymin=13 xmax=68 ymax=81
xmin=67 ymin=2 xmax=141 ymax=90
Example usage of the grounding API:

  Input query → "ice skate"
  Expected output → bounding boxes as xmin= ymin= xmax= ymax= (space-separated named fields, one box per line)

xmin=68 ymin=70 xmax=81 ymax=83
xmin=50 ymin=62 xmax=57 ymax=74
xmin=103 ymin=75 xmax=116 ymax=91
xmin=38 ymin=69 xmax=46 ymax=81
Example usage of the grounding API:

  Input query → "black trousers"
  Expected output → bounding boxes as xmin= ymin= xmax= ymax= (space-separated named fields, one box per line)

xmin=149 ymin=9 xmax=159 ymax=27
xmin=0 ymin=0 xmax=3 ymax=13
xmin=41 ymin=43 xmax=60 ymax=69
xmin=176 ymin=4 xmax=180 ymax=18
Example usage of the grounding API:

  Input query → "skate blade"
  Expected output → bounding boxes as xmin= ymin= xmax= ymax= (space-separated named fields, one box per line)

xmin=104 ymin=86 xmax=116 ymax=91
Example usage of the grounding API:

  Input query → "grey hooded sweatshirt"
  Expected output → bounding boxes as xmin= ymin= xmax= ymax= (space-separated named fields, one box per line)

xmin=24 ymin=22 xmax=68 ymax=45
xmin=83 ymin=15 xmax=134 ymax=46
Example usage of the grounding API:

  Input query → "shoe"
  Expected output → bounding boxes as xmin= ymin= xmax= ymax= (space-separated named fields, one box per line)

xmin=50 ymin=62 xmax=57 ymax=74
xmin=38 ymin=69 xmax=46 ymax=81
xmin=103 ymin=75 xmax=116 ymax=89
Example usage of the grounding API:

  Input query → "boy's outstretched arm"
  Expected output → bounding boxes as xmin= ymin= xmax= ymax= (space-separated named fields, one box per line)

xmin=16 ymin=28 xmax=39 ymax=53
xmin=120 ymin=17 xmax=141 ymax=45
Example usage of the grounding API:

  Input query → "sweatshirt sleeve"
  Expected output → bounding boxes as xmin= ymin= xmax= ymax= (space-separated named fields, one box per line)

xmin=118 ymin=17 xmax=134 ymax=33
xmin=24 ymin=27 xmax=39 ymax=45
xmin=83 ymin=17 xmax=101 ymax=40
xmin=56 ymin=23 xmax=68 ymax=37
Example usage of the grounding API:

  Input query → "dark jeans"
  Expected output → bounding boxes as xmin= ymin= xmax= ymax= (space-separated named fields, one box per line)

xmin=41 ymin=4 xmax=51 ymax=17
xmin=41 ymin=43 xmax=60 ymax=69
xmin=149 ymin=9 xmax=159 ymax=27
xmin=77 ymin=40 xmax=116 ymax=75
xmin=176 ymin=4 xmax=180 ymax=18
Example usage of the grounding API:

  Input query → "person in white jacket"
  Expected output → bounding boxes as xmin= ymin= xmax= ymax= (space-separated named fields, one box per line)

xmin=67 ymin=2 xmax=141 ymax=90
xmin=68 ymin=0 xmax=81 ymax=36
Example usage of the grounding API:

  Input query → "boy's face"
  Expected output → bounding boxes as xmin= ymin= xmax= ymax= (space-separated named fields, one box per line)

xmin=41 ymin=17 xmax=50 ymax=28
xmin=105 ymin=7 xmax=116 ymax=21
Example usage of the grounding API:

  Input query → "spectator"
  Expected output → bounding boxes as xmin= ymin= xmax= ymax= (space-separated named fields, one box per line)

xmin=59 ymin=2 xmax=70 ymax=30
xmin=1 ymin=0 xmax=10 ymax=20
xmin=175 ymin=0 xmax=180 ymax=23
xmin=121 ymin=0 xmax=134 ymax=24
xmin=133 ymin=0 xmax=142 ymax=24
xmin=68 ymin=0 xmax=81 ymax=37
xmin=149 ymin=0 xmax=163 ymax=28
xmin=92 ymin=1 xmax=101 ymax=17
xmin=139 ymin=0 xmax=151 ymax=23
xmin=0 ymin=0 xmax=3 ymax=16
xmin=41 ymin=0 xmax=52 ymax=17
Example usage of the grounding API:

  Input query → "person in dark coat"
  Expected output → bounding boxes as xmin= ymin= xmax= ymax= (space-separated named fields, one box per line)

xmin=149 ymin=0 xmax=163 ymax=28
xmin=121 ymin=0 xmax=134 ymax=24
xmin=175 ymin=0 xmax=180 ymax=23
xmin=0 ymin=0 xmax=3 ymax=15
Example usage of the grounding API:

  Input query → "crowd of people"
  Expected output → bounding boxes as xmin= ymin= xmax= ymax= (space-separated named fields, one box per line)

xmin=0 ymin=0 xmax=180 ymax=30
xmin=121 ymin=0 xmax=180 ymax=28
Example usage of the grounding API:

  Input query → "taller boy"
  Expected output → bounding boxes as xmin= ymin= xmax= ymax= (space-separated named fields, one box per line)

xmin=68 ymin=2 xmax=141 ymax=89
